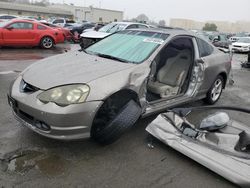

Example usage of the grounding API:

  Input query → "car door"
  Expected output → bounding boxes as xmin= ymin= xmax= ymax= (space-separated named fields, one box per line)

xmin=3 ymin=21 xmax=35 ymax=45
xmin=145 ymin=36 xmax=204 ymax=115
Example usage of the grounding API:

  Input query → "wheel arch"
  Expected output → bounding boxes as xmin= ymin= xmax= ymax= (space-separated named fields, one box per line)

xmin=40 ymin=35 xmax=56 ymax=44
xmin=218 ymin=72 xmax=227 ymax=88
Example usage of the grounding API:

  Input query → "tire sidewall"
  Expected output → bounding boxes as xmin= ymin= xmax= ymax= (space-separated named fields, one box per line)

xmin=206 ymin=75 xmax=224 ymax=104
xmin=41 ymin=37 xmax=54 ymax=49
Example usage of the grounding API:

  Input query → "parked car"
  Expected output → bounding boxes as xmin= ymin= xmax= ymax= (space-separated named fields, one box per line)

xmin=79 ymin=21 xmax=150 ymax=48
xmin=51 ymin=18 xmax=75 ymax=28
xmin=0 ymin=14 xmax=18 ymax=22
xmin=212 ymin=34 xmax=232 ymax=49
xmin=81 ymin=23 xmax=106 ymax=34
xmin=229 ymin=32 xmax=249 ymax=42
xmin=231 ymin=37 xmax=250 ymax=53
xmin=8 ymin=29 xmax=231 ymax=144
xmin=40 ymin=21 xmax=74 ymax=42
xmin=0 ymin=19 xmax=64 ymax=49
xmin=70 ymin=22 xmax=95 ymax=37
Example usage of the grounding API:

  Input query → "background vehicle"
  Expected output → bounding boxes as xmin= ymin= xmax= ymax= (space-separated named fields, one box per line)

xmin=212 ymin=34 xmax=232 ymax=49
xmin=51 ymin=18 xmax=75 ymax=28
xmin=0 ymin=14 xmax=18 ymax=22
xmin=8 ymin=29 xmax=231 ymax=144
xmin=232 ymin=37 xmax=250 ymax=52
xmin=0 ymin=19 xmax=64 ymax=49
xmin=79 ymin=21 xmax=150 ymax=48
xmin=69 ymin=22 xmax=96 ymax=41
xmin=40 ymin=21 xmax=74 ymax=42
xmin=229 ymin=32 xmax=249 ymax=42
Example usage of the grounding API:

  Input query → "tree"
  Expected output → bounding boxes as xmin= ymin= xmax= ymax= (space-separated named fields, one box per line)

xmin=135 ymin=14 xmax=149 ymax=23
xmin=158 ymin=20 xmax=166 ymax=27
xmin=203 ymin=23 xmax=217 ymax=31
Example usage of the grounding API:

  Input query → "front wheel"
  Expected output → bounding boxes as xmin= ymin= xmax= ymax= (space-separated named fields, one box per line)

xmin=204 ymin=75 xmax=224 ymax=104
xmin=40 ymin=37 xmax=54 ymax=49
xmin=91 ymin=100 xmax=141 ymax=145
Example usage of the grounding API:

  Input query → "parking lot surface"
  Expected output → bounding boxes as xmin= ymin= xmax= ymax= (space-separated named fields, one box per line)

xmin=0 ymin=44 xmax=249 ymax=188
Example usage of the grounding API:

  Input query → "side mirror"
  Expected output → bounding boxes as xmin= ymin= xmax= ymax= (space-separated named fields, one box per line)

xmin=195 ymin=58 xmax=204 ymax=64
xmin=6 ymin=26 xmax=13 ymax=30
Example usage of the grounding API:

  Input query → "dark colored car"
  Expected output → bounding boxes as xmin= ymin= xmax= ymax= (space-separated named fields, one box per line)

xmin=70 ymin=22 xmax=96 ymax=35
xmin=212 ymin=34 xmax=232 ymax=49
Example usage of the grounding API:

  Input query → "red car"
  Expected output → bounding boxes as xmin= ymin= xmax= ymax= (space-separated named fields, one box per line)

xmin=0 ymin=20 xmax=64 ymax=49
xmin=40 ymin=22 xmax=74 ymax=42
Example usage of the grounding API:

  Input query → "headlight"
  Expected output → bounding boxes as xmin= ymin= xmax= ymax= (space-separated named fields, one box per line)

xmin=37 ymin=84 xmax=90 ymax=106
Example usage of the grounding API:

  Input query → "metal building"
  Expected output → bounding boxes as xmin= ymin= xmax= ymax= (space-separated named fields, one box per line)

xmin=0 ymin=1 xmax=72 ymax=19
xmin=49 ymin=4 xmax=124 ymax=23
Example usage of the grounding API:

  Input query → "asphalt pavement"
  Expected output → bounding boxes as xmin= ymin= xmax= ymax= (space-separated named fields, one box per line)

xmin=0 ymin=44 xmax=249 ymax=188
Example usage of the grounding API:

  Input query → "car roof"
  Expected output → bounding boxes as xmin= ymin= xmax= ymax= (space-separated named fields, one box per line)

xmin=127 ymin=28 xmax=196 ymax=37
xmin=111 ymin=21 xmax=148 ymax=26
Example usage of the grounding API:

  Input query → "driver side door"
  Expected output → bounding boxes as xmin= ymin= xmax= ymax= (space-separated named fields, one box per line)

xmin=3 ymin=22 xmax=34 ymax=45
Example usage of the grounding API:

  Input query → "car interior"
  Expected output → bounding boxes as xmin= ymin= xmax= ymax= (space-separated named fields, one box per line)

xmin=146 ymin=37 xmax=195 ymax=102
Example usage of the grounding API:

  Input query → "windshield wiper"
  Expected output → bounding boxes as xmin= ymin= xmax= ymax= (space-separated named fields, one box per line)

xmin=94 ymin=53 xmax=130 ymax=63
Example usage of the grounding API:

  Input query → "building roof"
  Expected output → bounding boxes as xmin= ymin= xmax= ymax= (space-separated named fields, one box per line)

xmin=0 ymin=2 xmax=72 ymax=16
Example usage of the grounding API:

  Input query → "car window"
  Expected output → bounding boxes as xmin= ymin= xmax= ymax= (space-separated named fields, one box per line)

xmin=3 ymin=15 xmax=16 ymax=19
xmin=9 ymin=22 xmax=33 ymax=29
xmin=137 ymin=24 xmax=148 ymax=29
xmin=196 ymin=38 xmax=214 ymax=57
xmin=37 ymin=25 xmax=46 ymax=30
xmin=53 ymin=19 xmax=64 ymax=24
xmin=66 ymin=20 xmax=75 ymax=24
xmin=126 ymin=24 xmax=138 ymax=29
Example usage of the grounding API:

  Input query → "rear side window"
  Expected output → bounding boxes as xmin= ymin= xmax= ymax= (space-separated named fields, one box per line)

xmin=37 ymin=25 xmax=46 ymax=30
xmin=53 ymin=19 xmax=64 ymax=24
xmin=196 ymin=38 xmax=214 ymax=57
xmin=126 ymin=24 xmax=138 ymax=29
xmin=137 ymin=24 xmax=148 ymax=28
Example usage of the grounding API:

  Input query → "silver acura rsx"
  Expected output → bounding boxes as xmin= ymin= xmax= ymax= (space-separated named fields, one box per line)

xmin=8 ymin=29 xmax=231 ymax=144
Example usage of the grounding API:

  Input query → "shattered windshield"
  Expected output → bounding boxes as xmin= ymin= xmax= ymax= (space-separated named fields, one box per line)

xmin=86 ymin=30 xmax=168 ymax=64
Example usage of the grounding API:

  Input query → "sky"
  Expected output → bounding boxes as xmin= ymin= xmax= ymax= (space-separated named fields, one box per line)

xmin=50 ymin=0 xmax=250 ymax=23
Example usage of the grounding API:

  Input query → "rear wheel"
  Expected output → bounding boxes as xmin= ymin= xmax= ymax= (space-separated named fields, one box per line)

xmin=204 ymin=75 xmax=224 ymax=104
xmin=40 ymin=37 xmax=54 ymax=49
xmin=91 ymin=99 xmax=141 ymax=145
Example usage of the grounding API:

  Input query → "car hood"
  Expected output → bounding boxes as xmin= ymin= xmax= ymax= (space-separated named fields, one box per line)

xmin=22 ymin=51 xmax=136 ymax=90
xmin=233 ymin=42 xmax=250 ymax=47
xmin=80 ymin=30 xmax=110 ymax=39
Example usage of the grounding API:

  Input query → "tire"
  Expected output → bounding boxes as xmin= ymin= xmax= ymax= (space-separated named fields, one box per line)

xmin=40 ymin=36 xmax=54 ymax=49
xmin=91 ymin=100 xmax=141 ymax=145
xmin=204 ymin=75 xmax=224 ymax=105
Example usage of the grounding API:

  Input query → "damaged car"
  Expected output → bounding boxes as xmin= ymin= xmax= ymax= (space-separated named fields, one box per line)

xmin=146 ymin=106 xmax=250 ymax=188
xmin=8 ymin=29 xmax=231 ymax=144
xmin=79 ymin=22 xmax=149 ymax=49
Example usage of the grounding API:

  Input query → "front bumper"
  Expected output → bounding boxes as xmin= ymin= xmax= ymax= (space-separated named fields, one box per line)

xmin=232 ymin=46 xmax=250 ymax=52
xmin=8 ymin=78 xmax=103 ymax=140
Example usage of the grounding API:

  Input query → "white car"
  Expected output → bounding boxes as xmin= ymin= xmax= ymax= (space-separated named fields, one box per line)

xmin=51 ymin=18 xmax=75 ymax=27
xmin=232 ymin=37 xmax=250 ymax=52
xmin=80 ymin=22 xmax=149 ymax=48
